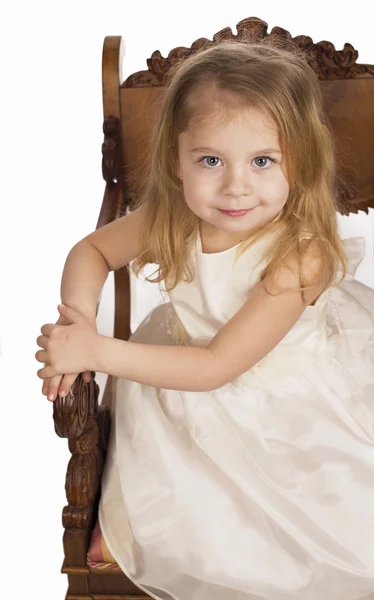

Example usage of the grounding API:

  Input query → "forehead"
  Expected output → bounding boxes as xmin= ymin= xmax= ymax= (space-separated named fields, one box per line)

xmin=179 ymin=105 xmax=279 ymax=148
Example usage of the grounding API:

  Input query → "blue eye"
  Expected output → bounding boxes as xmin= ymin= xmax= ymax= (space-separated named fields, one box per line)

xmin=198 ymin=156 xmax=222 ymax=168
xmin=198 ymin=155 xmax=276 ymax=169
xmin=254 ymin=156 xmax=275 ymax=168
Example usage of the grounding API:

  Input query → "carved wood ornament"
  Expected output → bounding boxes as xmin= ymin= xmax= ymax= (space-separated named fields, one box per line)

xmin=53 ymin=372 xmax=111 ymax=567
xmin=102 ymin=115 xmax=121 ymax=185
xmin=122 ymin=17 xmax=374 ymax=87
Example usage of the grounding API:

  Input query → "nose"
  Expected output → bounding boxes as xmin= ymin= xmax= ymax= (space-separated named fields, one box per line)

xmin=222 ymin=166 xmax=251 ymax=198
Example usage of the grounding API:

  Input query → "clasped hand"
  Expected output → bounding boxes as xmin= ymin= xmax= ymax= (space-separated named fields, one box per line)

xmin=35 ymin=304 xmax=100 ymax=389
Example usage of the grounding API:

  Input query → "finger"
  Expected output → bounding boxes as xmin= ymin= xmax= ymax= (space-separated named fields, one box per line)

xmin=58 ymin=370 xmax=91 ymax=398
xmin=83 ymin=370 xmax=91 ymax=382
xmin=36 ymin=334 xmax=49 ymax=349
xmin=35 ymin=349 xmax=48 ymax=363
xmin=45 ymin=371 xmax=92 ymax=401
xmin=57 ymin=373 xmax=79 ymax=398
xmin=57 ymin=304 xmax=81 ymax=322
xmin=46 ymin=374 xmax=64 ymax=401
xmin=40 ymin=323 xmax=56 ymax=336
xmin=37 ymin=364 xmax=56 ymax=380
xmin=42 ymin=377 xmax=50 ymax=395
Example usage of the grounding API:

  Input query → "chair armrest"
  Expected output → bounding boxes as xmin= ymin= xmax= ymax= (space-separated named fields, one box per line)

xmin=53 ymin=374 xmax=111 ymax=567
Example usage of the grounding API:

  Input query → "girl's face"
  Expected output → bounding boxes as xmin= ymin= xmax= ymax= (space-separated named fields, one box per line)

xmin=177 ymin=107 xmax=289 ymax=239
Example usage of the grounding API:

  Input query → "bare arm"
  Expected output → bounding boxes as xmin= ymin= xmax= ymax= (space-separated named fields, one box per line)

xmin=60 ymin=203 xmax=147 ymax=320
xmin=94 ymin=337 xmax=215 ymax=392
xmin=60 ymin=241 xmax=109 ymax=322
xmin=207 ymin=239 xmax=326 ymax=388
xmin=41 ymin=205 xmax=147 ymax=401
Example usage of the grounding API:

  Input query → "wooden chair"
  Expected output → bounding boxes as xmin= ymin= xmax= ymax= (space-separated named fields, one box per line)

xmin=52 ymin=16 xmax=374 ymax=600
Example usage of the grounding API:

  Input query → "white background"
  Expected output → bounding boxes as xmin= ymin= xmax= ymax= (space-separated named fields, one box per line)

xmin=1 ymin=1 xmax=373 ymax=598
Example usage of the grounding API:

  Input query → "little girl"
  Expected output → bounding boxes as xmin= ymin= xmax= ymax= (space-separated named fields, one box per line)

xmin=36 ymin=41 xmax=374 ymax=599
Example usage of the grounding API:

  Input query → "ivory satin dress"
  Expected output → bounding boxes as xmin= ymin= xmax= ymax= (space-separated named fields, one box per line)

xmin=99 ymin=228 xmax=374 ymax=600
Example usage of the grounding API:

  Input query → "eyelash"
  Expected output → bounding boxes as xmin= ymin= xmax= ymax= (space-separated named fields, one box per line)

xmin=197 ymin=155 xmax=277 ymax=169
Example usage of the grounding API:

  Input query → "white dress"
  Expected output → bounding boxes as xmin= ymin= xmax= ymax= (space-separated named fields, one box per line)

xmin=99 ymin=228 xmax=374 ymax=600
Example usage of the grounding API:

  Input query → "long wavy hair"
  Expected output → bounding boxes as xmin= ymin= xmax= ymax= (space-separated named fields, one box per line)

xmin=130 ymin=39 xmax=348 ymax=300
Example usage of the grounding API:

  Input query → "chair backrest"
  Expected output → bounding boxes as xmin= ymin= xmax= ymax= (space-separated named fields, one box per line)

xmin=99 ymin=17 xmax=374 ymax=348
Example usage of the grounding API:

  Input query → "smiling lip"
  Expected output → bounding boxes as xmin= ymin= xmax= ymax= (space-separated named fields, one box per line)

xmin=218 ymin=207 xmax=256 ymax=216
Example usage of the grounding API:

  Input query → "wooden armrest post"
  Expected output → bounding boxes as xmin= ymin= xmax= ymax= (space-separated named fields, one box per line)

xmin=53 ymin=374 xmax=111 ymax=568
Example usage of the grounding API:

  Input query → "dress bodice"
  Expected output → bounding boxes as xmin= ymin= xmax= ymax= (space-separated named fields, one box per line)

xmin=161 ymin=229 xmax=372 ymax=388
xmin=165 ymin=229 xmax=330 ymax=351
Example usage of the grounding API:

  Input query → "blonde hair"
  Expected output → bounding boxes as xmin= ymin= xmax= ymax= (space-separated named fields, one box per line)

xmin=130 ymin=39 xmax=348 ymax=300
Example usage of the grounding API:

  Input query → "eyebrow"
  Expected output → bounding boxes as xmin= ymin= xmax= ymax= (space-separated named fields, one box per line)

xmin=191 ymin=146 xmax=282 ymax=155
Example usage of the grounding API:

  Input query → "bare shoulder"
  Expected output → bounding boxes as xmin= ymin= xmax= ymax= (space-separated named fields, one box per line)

xmin=266 ymin=238 xmax=326 ymax=307
xmin=82 ymin=202 xmax=148 ymax=271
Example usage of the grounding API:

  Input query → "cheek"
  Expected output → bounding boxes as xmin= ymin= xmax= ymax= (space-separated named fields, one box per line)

xmin=265 ymin=174 xmax=289 ymax=198
xmin=280 ymin=178 xmax=290 ymax=199
xmin=184 ymin=174 xmax=211 ymax=197
xmin=182 ymin=180 xmax=197 ymax=203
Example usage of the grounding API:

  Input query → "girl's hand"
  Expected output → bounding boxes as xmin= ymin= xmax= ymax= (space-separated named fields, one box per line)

xmin=41 ymin=313 xmax=92 ymax=401
xmin=36 ymin=305 xmax=99 ymax=400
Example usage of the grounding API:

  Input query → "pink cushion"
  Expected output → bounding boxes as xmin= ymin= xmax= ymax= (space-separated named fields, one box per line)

xmin=87 ymin=518 xmax=122 ymax=572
